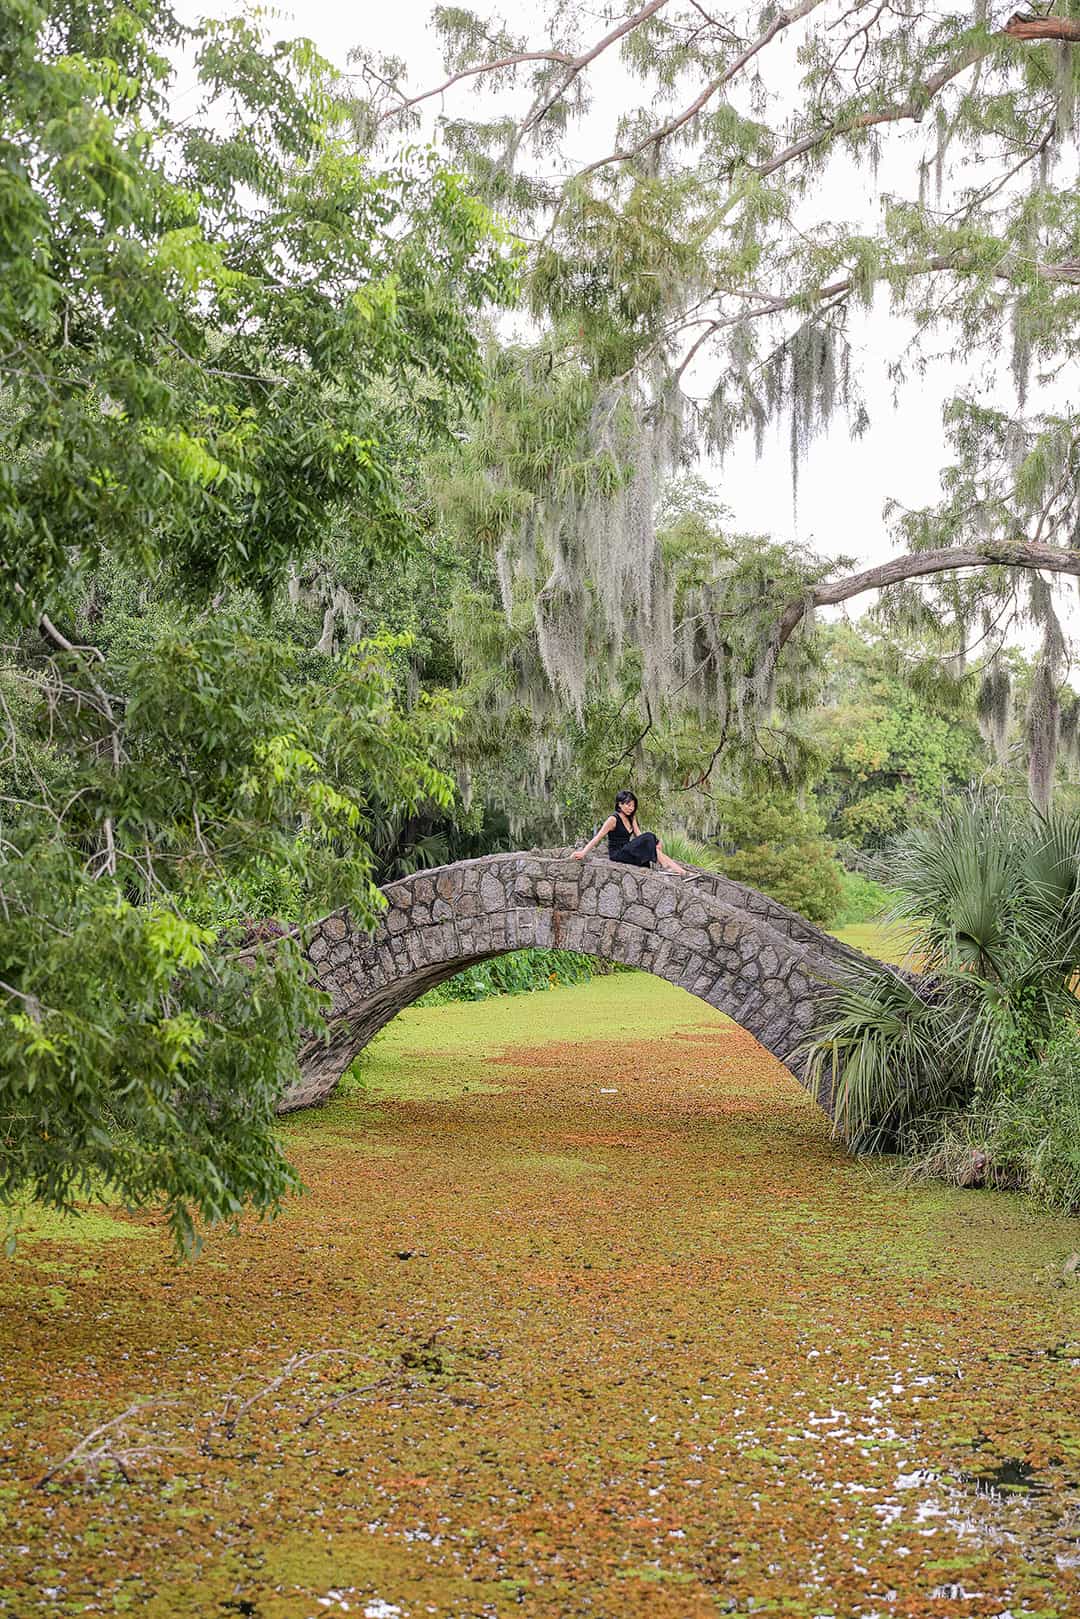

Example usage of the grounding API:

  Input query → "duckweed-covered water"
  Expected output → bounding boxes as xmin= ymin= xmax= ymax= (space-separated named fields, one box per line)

xmin=2 ymin=974 xmax=1078 ymax=1617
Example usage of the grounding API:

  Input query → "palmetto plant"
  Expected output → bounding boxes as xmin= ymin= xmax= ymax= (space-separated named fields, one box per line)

xmin=805 ymin=794 xmax=1080 ymax=1150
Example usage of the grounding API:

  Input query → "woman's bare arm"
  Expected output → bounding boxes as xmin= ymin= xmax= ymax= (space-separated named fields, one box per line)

xmin=573 ymin=815 xmax=616 ymax=859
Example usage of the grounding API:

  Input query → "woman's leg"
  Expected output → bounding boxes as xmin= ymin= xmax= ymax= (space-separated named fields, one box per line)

xmin=655 ymin=839 xmax=686 ymax=874
xmin=619 ymin=833 xmax=658 ymax=866
xmin=619 ymin=832 xmax=686 ymax=874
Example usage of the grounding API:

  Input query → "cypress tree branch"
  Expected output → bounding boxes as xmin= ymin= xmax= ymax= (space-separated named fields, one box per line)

xmin=749 ymin=17 xmax=1080 ymax=179
xmin=673 ymin=254 xmax=1080 ymax=381
xmin=572 ymin=0 xmax=830 ymax=182
xmin=522 ymin=0 xmax=674 ymax=132
xmin=777 ymin=543 xmax=1080 ymax=650
xmin=1003 ymin=13 xmax=1080 ymax=43
xmin=381 ymin=5 xmax=1080 ymax=180
xmin=756 ymin=43 xmax=988 ymax=177
xmin=375 ymin=0 xmax=674 ymax=127
xmin=374 ymin=50 xmax=577 ymax=124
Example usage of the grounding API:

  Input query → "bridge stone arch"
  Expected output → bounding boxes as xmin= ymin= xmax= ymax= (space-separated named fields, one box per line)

xmin=278 ymin=853 xmax=870 ymax=1117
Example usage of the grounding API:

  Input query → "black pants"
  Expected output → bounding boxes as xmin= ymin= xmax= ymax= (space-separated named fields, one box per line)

xmin=611 ymin=832 xmax=659 ymax=868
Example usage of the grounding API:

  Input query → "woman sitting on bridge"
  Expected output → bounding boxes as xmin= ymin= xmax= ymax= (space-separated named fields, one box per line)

xmin=572 ymin=791 xmax=687 ymax=874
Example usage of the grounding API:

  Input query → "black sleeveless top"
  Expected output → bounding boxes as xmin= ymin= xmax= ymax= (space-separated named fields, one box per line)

xmin=607 ymin=814 xmax=633 ymax=858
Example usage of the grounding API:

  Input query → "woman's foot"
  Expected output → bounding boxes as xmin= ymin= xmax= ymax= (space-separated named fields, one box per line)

xmin=657 ymin=852 xmax=687 ymax=875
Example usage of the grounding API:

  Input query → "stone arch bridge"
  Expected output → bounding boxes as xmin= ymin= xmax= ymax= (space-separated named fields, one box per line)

xmin=277 ymin=852 xmax=871 ymax=1117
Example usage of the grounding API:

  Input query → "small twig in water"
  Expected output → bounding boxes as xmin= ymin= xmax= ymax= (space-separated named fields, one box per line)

xmin=299 ymin=1375 xmax=395 ymax=1430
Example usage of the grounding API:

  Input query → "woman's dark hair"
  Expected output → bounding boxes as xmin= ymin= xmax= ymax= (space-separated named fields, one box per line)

xmin=614 ymin=790 xmax=637 ymax=812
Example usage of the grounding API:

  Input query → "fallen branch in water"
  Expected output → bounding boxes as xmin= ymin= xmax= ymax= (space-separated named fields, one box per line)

xmin=35 ymin=1397 xmax=181 ymax=1488
xmin=299 ymin=1375 xmax=395 ymax=1430
xmin=213 ymin=1347 xmax=354 ymax=1438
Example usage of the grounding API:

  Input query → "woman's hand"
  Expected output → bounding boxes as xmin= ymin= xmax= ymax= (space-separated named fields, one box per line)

xmin=572 ymin=849 xmax=586 ymax=860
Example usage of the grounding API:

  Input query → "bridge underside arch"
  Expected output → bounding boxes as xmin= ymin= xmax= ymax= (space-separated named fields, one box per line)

xmin=278 ymin=854 xmax=865 ymax=1116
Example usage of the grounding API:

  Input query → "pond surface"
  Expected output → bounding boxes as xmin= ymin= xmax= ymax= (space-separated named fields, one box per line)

xmin=2 ymin=974 xmax=1078 ymax=1618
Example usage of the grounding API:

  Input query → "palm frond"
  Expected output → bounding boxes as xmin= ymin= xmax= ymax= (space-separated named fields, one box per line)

xmin=803 ymin=967 xmax=961 ymax=1149
xmin=808 ymin=788 xmax=1080 ymax=1151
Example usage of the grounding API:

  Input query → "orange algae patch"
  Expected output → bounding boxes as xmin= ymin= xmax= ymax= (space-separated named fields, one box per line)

xmin=1 ymin=972 xmax=1078 ymax=1618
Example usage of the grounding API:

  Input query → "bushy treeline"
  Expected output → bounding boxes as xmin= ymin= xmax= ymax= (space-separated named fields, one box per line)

xmin=418 ymin=949 xmax=602 ymax=1005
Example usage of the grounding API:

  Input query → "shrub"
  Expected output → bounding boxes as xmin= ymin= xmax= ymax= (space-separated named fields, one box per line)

xmin=804 ymin=792 xmax=1080 ymax=1200
xmin=664 ymin=796 xmax=845 ymax=925
xmin=417 ymin=948 xmax=602 ymax=1004
xmin=904 ymin=1019 xmax=1080 ymax=1214
xmin=996 ymin=1023 xmax=1080 ymax=1213
xmin=834 ymin=868 xmax=896 ymax=926
xmin=655 ymin=831 xmax=724 ymax=871
xmin=713 ymin=792 xmax=844 ymax=925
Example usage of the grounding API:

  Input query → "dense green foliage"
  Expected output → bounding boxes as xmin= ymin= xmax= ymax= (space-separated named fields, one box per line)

xmin=710 ymin=792 xmax=843 ymax=926
xmin=0 ymin=0 xmax=513 ymax=1247
xmin=812 ymin=626 xmax=987 ymax=847
xmin=805 ymin=793 xmax=1080 ymax=1209
xmin=658 ymin=793 xmax=846 ymax=926
xmin=906 ymin=1018 xmax=1080 ymax=1214
xmin=833 ymin=869 xmax=896 ymax=929
xmin=417 ymin=948 xmax=602 ymax=1005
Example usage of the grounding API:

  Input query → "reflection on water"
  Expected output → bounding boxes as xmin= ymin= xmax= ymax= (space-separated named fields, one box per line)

xmin=764 ymin=1349 xmax=1080 ymax=1613
xmin=961 ymin=1455 xmax=1057 ymax=1498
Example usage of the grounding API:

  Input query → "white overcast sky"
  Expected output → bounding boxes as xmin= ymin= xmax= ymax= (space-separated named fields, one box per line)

xmin=174 ymin=0 xmax=1074 ymax=584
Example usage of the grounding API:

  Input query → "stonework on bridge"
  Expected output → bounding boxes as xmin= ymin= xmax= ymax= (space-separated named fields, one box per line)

xmin=276 ymin=852 xmax=871 ymax=1118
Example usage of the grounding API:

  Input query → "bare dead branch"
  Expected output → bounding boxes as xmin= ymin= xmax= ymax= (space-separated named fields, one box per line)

xmin=213 ymin=1348 xmax=353 ymax=1437
xmin=679 ymin=712 xmax=732 ymax=789
xmin=0 ymin=977 xmax=47 ymax=1018
xmin=605 ymin=693 xmax=655 ymax=775
xmin=299 ymin=1374 xmax=394 ymax=1430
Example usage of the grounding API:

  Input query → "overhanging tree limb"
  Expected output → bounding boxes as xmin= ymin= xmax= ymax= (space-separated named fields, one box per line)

xmin=673 ymin=252 xmax=1080 ymax=382
xmin=374 ymin=49 xmax=577 ymax=123
xmin=374 ymin=0 xmax=673 ymax=127
xmin=522 ymin=0 xmax=673 ymax=132
xmin=379 ymin=4 xmax=1080 ymax=184
xmin=777 ymin=543 xmax=1080 ymax=650
xmin=755 ymin=43 xmax=988 ymax=177
xmin=756 ymin=11 xmax=1080 ymax=179
xmin=573 ymin=0 xmax=830 ymax=183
